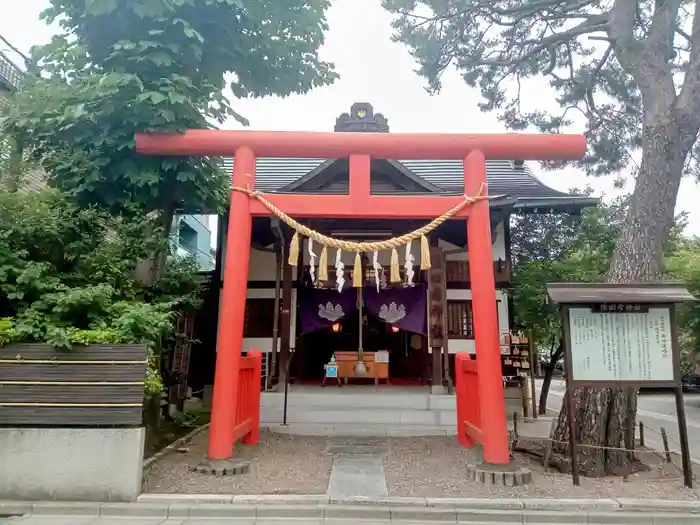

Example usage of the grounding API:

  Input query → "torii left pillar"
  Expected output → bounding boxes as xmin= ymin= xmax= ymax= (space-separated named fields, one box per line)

xmin=207 ymin=147 xmax=255 ymax=460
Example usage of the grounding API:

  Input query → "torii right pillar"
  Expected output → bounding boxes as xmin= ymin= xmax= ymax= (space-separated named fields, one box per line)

xmin=465 ymin=150 xmax=510 ymax=465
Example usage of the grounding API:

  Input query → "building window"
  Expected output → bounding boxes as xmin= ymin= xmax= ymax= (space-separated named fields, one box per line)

xmin=243 ymin=299 xmax=277 ymax=337
xmin=447 ymin=300 xmax=474 ymax=339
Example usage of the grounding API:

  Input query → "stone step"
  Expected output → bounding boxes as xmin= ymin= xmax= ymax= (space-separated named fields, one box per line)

xmin=264 ymin=422 xmax=457 ymax=437
xmin=260 ymin=407 xmax=458 ymax=426
xmin=261 ymin=391 xmax=457 ymax=411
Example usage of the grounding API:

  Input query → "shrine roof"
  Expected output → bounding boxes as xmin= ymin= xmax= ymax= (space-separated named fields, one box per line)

xmin=221 ymin=157 xmax=598 ymax=213
xmin=220 ymin=102 xmax=598 ymax=214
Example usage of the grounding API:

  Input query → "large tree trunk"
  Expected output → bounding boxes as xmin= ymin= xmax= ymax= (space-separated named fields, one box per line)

xmin=551 ymin=117 xmax=689 ymax=476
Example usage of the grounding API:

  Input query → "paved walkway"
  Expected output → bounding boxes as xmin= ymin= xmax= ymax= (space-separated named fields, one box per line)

xmin=325 ymin=438 xmax=388 ymax=499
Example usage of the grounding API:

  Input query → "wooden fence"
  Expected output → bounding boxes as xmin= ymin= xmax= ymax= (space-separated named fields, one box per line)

xmin=455 ymin=352 xmax=482 ymax=447
xmin=233 ymin=350 xmax=262 ymax=444
xmin=0 ymin=344 xmax=148 ymax=426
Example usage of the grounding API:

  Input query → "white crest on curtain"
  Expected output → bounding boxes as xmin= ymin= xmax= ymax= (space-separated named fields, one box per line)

xmin=378 ymin=302 xmax=407 ymax=324
xmin=318 ymin=302 xmax=345 ymax=321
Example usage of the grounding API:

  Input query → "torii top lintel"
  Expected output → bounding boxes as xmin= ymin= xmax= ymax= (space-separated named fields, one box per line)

xmin=134 ymin=129 xmax=586 ymax=160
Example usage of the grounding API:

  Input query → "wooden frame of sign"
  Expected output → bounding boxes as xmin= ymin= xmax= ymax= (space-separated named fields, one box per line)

xmin=545 ymin=282 xmax=695 ymax=489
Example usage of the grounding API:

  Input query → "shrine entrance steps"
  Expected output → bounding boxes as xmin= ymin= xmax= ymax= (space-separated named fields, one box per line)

xmin=259 ymin=385 xmax=524 ymax=437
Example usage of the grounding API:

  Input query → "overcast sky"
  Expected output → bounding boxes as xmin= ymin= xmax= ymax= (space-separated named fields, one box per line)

xmin=4 ymin=0 xmax=700 ymax=237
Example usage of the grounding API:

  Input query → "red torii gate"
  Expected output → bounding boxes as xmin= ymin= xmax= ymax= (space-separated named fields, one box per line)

xmin=136 ymin=130 xmax=585 ymax=466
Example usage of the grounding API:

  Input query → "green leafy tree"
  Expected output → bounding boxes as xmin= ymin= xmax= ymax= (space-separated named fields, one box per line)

xmin=665 ymin=238 xmax=700 ymax=374
xmin=1 ymin=0 xmax=337 ymax=234
xmin=384 ymin=0 xmax=700 ymax=475
xmin=0 ymin=189 xmax=204 ymax=396
xmin=511 ymin=195 xmax=625 ymax=416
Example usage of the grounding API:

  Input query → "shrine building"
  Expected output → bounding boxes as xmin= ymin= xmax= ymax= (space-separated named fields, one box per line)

xmin=137 ymin=101 xmax=589 ymax=466
xmin=201 ymin=103 xmax=598 ymax=391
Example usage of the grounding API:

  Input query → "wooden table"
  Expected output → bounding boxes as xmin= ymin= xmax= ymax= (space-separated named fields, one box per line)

xmin=335 ymin=351 xmax=389 ymax=385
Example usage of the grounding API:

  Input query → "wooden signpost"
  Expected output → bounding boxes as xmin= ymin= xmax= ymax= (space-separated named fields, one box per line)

xmin=546 ymin=282 xmax=695 ymax=488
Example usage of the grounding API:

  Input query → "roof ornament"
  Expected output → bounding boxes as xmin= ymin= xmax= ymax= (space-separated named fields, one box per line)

xmin=334 ymin=103 xmax=390 ymax=133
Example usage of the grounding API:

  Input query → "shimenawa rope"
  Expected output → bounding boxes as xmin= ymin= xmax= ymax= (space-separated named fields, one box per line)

xmin=231 ymin=180 xmax=489 ymax=286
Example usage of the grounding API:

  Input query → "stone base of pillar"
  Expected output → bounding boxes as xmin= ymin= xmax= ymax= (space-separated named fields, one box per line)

xmin=467 ymin=463 xmax=532 ymax=486
xmin=191 ymin=458 xmax=250 ymax=477
xmin=430 ymin=385 xmax=447 ymax=394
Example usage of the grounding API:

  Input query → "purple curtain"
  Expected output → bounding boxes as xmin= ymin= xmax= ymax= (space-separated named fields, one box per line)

xmin=363 ymin=284 xmax=427 ymax=334
xmin=297 ymin=287 xmax=358 ymax=334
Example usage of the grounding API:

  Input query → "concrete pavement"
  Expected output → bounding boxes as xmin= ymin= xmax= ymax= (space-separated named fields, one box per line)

xmin=539 ymin=379 xmax=700 ymax=464
xmin=2 ymin=497 xmax=700 ymax=524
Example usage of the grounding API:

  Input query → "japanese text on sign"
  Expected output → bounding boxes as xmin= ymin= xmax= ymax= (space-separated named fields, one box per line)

xmin=568 ymin=307 xmax=673 ymax=382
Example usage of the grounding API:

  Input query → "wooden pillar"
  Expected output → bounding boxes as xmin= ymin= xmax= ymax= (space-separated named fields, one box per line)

xmin=207 ymin=147 xmax=255 ymax=460
xmin=428 ymin=239 xmax=445 ymax=392
xmin=278 ymin=240 xmax=293 ymax=388
xmin=464 ymin=150 xmax=509 ymax=465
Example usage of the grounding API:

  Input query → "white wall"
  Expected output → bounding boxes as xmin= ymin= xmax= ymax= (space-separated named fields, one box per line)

xmin=442 ymin=288 xmax=510 ymax=354
xmin=240 ymin=289 xmax=298 ymax=355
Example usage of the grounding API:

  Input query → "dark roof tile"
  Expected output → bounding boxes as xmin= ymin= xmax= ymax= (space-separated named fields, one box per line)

xmin=221 ymin=157 xmax=597 ymax=209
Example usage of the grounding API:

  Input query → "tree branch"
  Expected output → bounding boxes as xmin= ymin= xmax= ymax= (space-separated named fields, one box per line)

xmin=476 ymin=15 xmax=608 ymax=68
xmin=677 ymin=0 xmax=700 ymax=121
xmin=608 ymin=0 xmax=679 ymax=118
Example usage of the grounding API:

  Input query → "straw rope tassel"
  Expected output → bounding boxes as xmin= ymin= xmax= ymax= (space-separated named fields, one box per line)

xmin=288 ymin=232 xmax=300 ymax=266
xmin=318 ymin=245 xmax=328 ymax=281
xmin=231 ymin=182 xmax=487 ymax=268
xmin=420 ymin=235 xmax=431 ymax=270
xmin=390 ymin=248 xmax=401 ymax=283
xmin=353 ymin=252 xmax=363 ymax=287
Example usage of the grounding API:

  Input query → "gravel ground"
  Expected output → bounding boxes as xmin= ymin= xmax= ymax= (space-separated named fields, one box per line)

xmin=384 ymin=436 xmax=700 ymax=500
xmin=145 ymin=430 xmax=700 ymax=500
xmin=143 ymin=429 xmax=332 ymax=494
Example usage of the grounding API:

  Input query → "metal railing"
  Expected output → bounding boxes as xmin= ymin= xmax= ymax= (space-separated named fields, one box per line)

xmin=0 ymin=53 xmax=23 ymax=91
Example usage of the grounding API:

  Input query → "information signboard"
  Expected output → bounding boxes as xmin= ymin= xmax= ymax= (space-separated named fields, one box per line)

xmin=546 ymin=283 xmax=693 ymax=489
xmin=568 ymin=306 xmax=674 ymax=383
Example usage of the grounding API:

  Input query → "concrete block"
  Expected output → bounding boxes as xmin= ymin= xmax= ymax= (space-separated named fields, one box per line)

xmin=0 ymin=500 xmax=31 ymax=516
xmin=13 ymin=518 xmax=95 ymax=525
xmin=254 ymin=520 xmax=319 ymax=525
xmin=138 ymin=493 xmax=234 ymax=503
xmin=185 ymin=520 xmax=254 ymax=525
xmin=187 ymin=504 xmax=256 ymax=519
xmin=652 ymin=513 xmax=700 ymax=524
xmin=521 ymin=509 xmax=587 ymax=523
xmin=391 ymin=507 xmax=458 ymax=521
xmin=398 ymin=410 xmax=439 ymax=425
xmin=99 ymin=502 xmax=168 ymax=518
xmin=166 ymin=503 xmax=192 ymax=519
xmin=232 ymin=495 xmax=329 ymax=505
xmin=522 ymin=498 xmax=619 ymax=511
xmin=255 ymin=505 xmax=324 ymax=519
xmin=616 ymin=498 xmax=700 ymax=513
xmin=323 ymin=521 xmax=387 ymax=525
xmin=456 ymin=508 xmax=522 ymax=523
xmin=427 ymin=394 xmax=456 ymax=411
xmin=373 ymin=497 xmax=428 ymax=507
xmin=427 ymin=498 xmax=524 ymax=509
xmin=90 ymin=520 xmax=165 ymax=525
xmin=30 ymin=502 xmax=101 ymax=516
xmin=587 ymin=511 xmax=655 ymax=524
xmin=0 ymin=428 xmax=144 ymax=502
xmin=323 ymin=505 xmax=391 ymax=520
